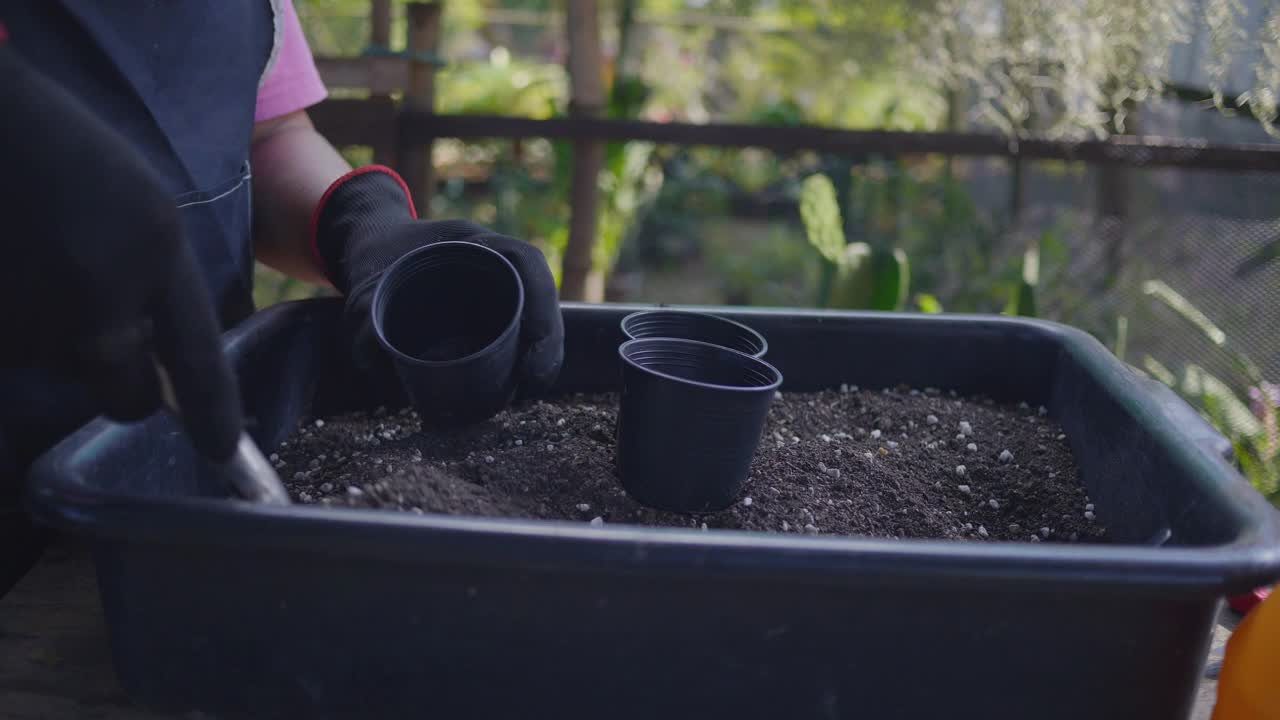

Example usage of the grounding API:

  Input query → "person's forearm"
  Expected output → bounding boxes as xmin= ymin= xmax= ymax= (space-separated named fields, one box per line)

xmin=250 ymin=110 xmax=351 ymax=285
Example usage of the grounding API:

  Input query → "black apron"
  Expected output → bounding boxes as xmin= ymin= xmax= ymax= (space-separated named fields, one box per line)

xmin=0 ymin=0 xmax=275 ymax=587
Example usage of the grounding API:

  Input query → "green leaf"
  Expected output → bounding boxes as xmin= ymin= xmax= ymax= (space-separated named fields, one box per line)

xmin=1142 ymin=279 xmax=1264 ymax=385
xmin=608 ymin=76 xmax=650 ymax=120
xmin=1040 ymin=229 xmax=1069 ymax=267
xmin=1236 ymin=437 xmax=1280 ymax=501
xmin=827 ymin=244 xmax=911 ymax=311
xmin=748 ymin=99 xmax=807 ymax=126
xmin=546 ymin=224 xmax=568 ymax=258
xmin=1142 ymin=355 xmax=1177 ymax=387
xmin=1181 ymin=364 xmax=1264 ymax=439
xmin=1142 ymin=279 xmax=1227 ymax=346
xmin=1114 ymin=316 xmax=1129 ymax=362
xmin=999 ymin=239 xmax=1040 ymax=317
xmin=915 ymin=293 xmax=943 ymax=314
xmin=1007 ymin=241 xmax=1040 ymax=317
xmin=828 ymin=242 xmax=873 ymax=309
xmin=799 ymin=174 xmax=846 ymax=265
xmin=550 ymin=139 xmax=574 ymax=196
xmin=1012 ymin=280 xmax=1037 ymax=317
xmin=605 ymin=143 xmax=627 ymax=182
xmin=815 ymin=257 xmax=836 ymax=308
xmin=868 ymin=247 xmax=909 ymax=311
xmin=1022 ymin=242 xmax=1040 ymax=287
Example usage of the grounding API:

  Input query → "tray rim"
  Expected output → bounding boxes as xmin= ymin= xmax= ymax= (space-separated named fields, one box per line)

xmin=27 ymin=299 xmax=1280 ymax=596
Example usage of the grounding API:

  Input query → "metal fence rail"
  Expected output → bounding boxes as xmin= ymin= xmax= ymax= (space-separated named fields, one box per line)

xmin=310 ymin=99 xmax=1280 ymax=173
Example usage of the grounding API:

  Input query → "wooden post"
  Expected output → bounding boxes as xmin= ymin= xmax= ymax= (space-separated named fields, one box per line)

xmin=1009 ymin=154 xmax=1024 ymax=224
xmin=560 ymin=0 xmax=606 ymax=302
xmin=1095 ymin=105 xmax=1136 ymax=219
xmin=941 ymin=36 xmax=964 ymax=236
xmin=369 ymin=0 xmax=395 ymax=165
xmin=1094 ymin=96 xmax=1136 ymax=290
xmin=1097 ymin=96 xmax=1134 ymax=220
xmin=399 ymin=2 xmax=443 ymax=217
xmin=370 ymin=0 xmax=391 ymax=49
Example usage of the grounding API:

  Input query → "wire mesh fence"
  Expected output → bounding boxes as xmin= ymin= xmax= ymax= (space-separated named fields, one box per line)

xmin=961 ymin=158 xmax=1278 ymax=497
xmin=961 ymin=160 xmax=1279 ymax=391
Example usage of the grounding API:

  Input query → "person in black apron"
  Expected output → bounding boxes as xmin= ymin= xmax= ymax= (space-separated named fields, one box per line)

xmin=0 ymin=2 xmax=563 ymax=593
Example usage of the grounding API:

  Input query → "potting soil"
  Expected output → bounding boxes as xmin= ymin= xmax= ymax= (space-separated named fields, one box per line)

xmin=277 ymin=387 xmax=1106 ymax=543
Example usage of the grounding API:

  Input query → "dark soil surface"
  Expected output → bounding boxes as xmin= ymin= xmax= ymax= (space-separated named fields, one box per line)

xmin=276 ymin=387 xmax=1106 ymax=543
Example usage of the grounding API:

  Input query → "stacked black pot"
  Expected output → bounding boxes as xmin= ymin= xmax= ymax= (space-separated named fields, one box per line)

xmin=616 ymin=310 xmax=783 ymax=512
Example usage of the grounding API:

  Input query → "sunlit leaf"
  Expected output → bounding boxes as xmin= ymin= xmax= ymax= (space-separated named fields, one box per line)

xmin=915 ymin=293 xmax=944 ymax=314
xmin=1236 ymin=444 xmax=1279 ymax=500
xmin=869 ymin=247 xmax=910 ymax=311
xmin=828 ymin=242 xmax=873 ymax=309
xmin=1142 ymin=279 xmax=1227 ymax=346
xmin=1142 ymin=355 xmax=1177 ymax=387
xmin=1021 ymin=242 xmax=1040 ymax=287
xmin=1012 ymin=280 xmax=1037 ymax=317
xmin=799 ymin=174 xmax=846 ymax=265
xmin=1114 ymin=316 xmax=1129 ymax=362
xmin=1182 ymin=364 xmax=1264 ymax=439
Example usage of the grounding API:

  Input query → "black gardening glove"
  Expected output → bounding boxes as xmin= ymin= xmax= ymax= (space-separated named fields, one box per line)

xmin=0 ymin=40 xmax=243 ymax=461
xmin=312 ymin=166 xmax=564 ymax=395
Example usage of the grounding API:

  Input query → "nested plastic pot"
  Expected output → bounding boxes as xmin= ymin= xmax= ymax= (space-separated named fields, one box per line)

xmin=621 ymin=310 xmax=768 ymax=357
xmin=371 ymin=241 xmax=523 ymax=424
xmin=617 ymin=338 xmax=782 ymax=512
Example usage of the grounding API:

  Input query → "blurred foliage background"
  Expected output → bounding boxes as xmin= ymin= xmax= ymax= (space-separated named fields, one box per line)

xmin=259 ymin=0 xmax=1280 ymax=502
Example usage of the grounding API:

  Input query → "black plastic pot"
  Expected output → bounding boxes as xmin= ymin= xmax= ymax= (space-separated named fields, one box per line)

xmin=617 ymin=338 xmax=781 ymax=511
xmin=371 ymin=241 xmax=523 ymax=424
xmin=621 ymin=309 xmax=768 ymax=357
xmin=28 ymin=300 xmax=1280 ymax=720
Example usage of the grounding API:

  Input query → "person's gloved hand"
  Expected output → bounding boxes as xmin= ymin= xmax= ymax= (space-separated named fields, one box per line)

xmin=0 ymin=41 xmax=243 ymax=462
xmin=311 ymin=166 xmax=564 ymax=395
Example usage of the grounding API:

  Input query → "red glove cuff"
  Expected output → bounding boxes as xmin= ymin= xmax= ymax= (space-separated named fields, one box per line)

xmin=308 ymin=164 xmax=416 ymax=273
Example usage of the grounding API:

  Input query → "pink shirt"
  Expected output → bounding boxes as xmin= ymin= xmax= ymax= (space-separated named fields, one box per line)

xmin=255 ymin=0 xmax=327 ymax=123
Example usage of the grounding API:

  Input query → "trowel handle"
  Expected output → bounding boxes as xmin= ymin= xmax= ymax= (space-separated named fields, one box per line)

xmin=152 ymin=358 xmax=291 ymax=505
xmin=153 ymin=357 xmax=182 ymax=416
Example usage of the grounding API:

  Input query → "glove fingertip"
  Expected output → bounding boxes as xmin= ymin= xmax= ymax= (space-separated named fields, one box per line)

xmin=517 ymin=337 xmax=565 ymax=397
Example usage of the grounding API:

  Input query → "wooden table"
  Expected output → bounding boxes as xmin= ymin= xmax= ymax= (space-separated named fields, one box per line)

xmin=0 ymin=539 xmax=1237 ymax=719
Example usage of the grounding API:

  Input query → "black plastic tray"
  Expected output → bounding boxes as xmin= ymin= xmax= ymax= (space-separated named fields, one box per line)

xmin=29 ymin=299 xmax=1280 ymax=719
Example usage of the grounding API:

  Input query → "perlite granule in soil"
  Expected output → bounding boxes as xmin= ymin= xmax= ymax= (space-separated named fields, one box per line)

xmin=276 ymin=387 xmax=1107 ymax=543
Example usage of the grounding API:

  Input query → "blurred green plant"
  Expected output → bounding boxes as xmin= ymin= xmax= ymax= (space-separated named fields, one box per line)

xmin=1005 ymin=240 xmax=1040 ymax=318
xmin=840 ymin=155 xmax=1033 ymax=316
xmin=915 ymin=293 xmax=944 ymax=313
xmin=911 ymin=0 xmax=1280 ymax=137
xmin=595 ymin=141 xmax=663 ymax=288
xmin=1140 ymin=280 xmax=1279 ymax=504
xmin=800 ymin=173 xmax=910 ymax=311
xmin=711 ymin=222 xmax=821 ymax=307
xmin=796 ymin=162 xmax=1057 ymax=316
xmin=542 ymin=28 xmax=664 ymax=295
xmin=437 ymin=51 xmax=565 ymax=119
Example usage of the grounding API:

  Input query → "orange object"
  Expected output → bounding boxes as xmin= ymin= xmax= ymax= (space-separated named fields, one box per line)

xmin=1214 ymin=585 xmax=1280 ymax=719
